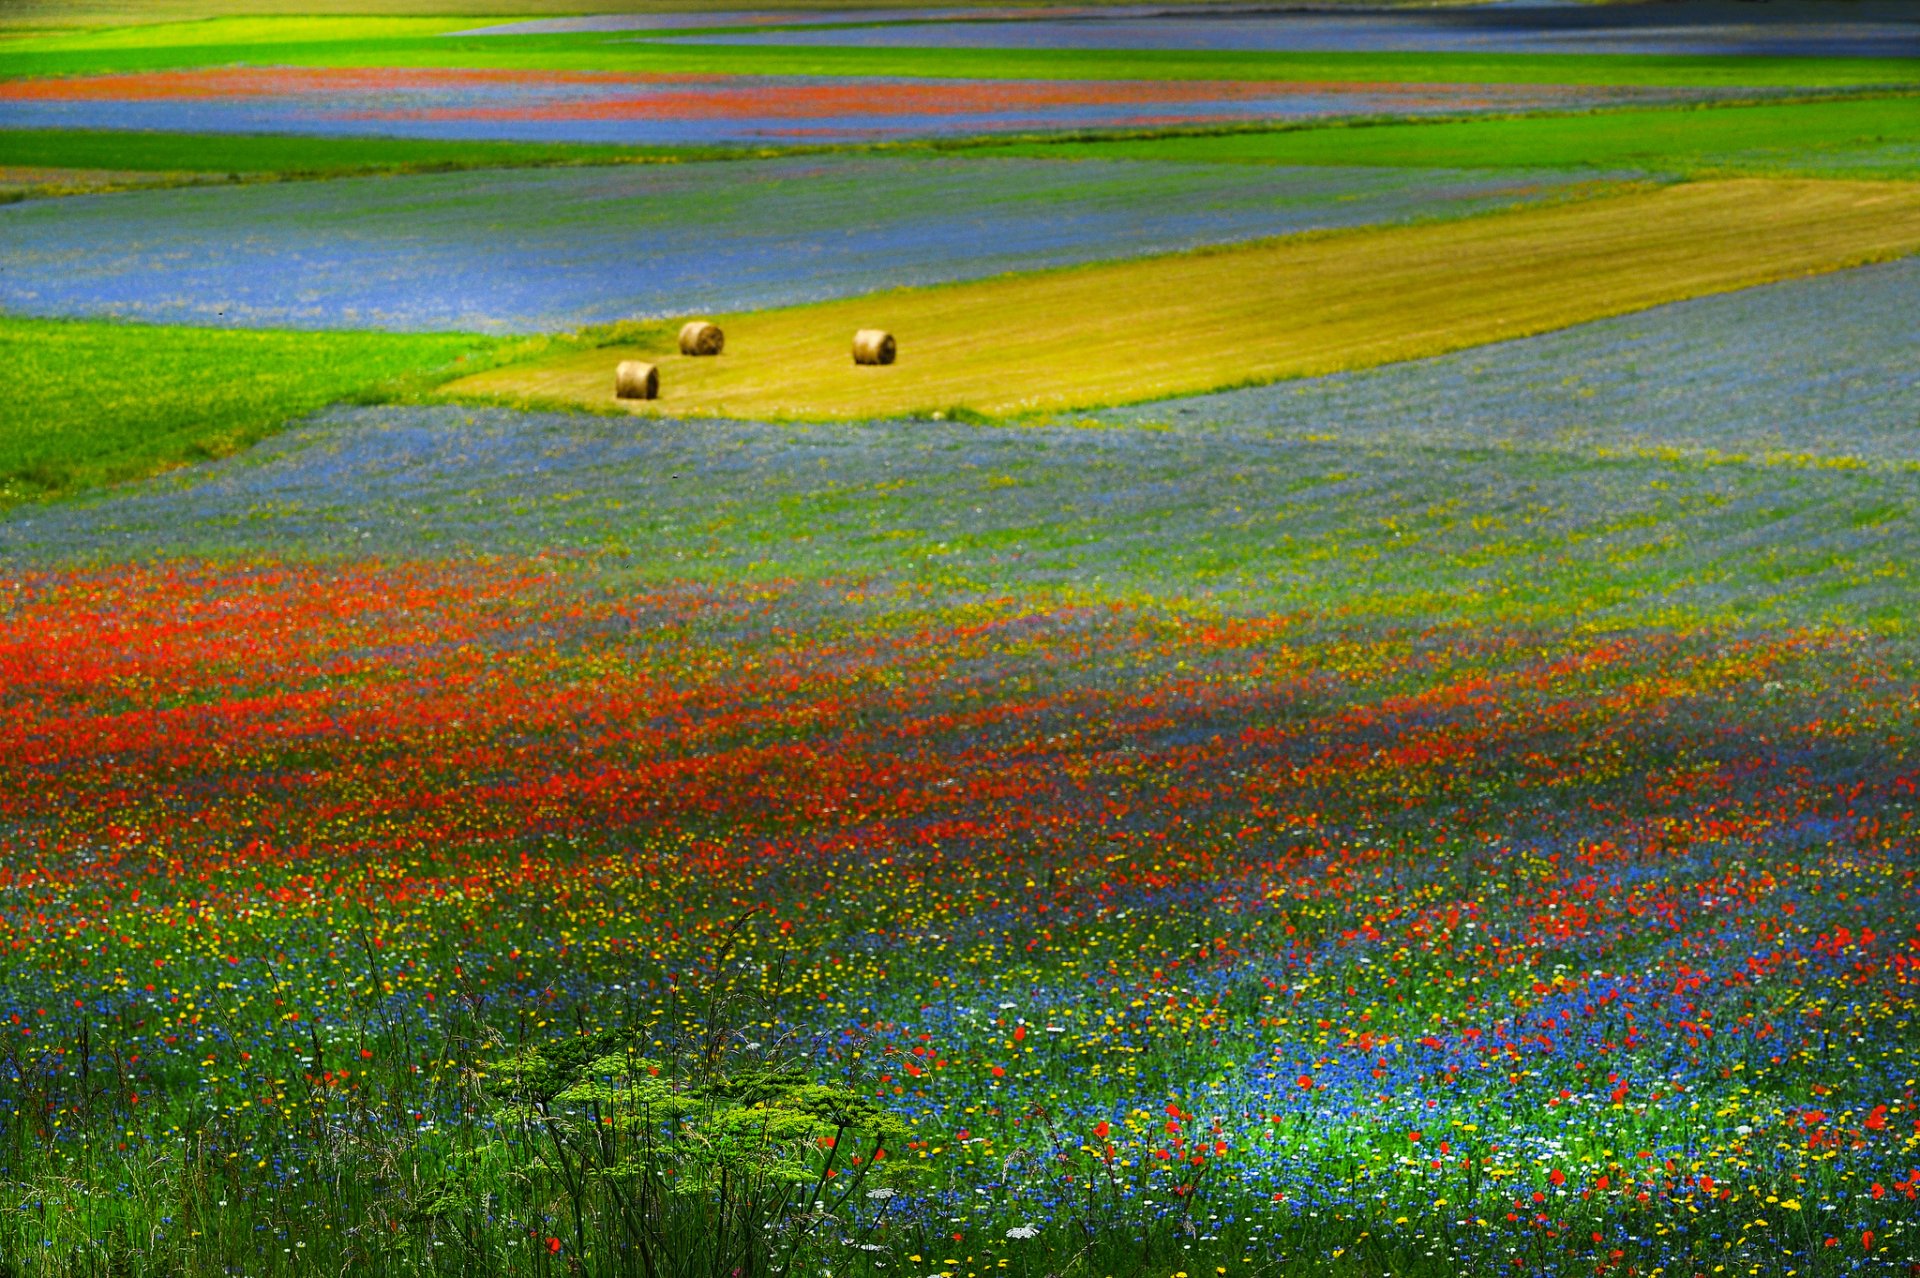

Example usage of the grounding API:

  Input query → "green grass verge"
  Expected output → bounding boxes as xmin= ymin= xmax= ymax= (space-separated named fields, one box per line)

xmin=1 ymin=26 xmax=1913 ymax=88
xmin=0 ymin=317 xmax=508 ymax=501
xmin=980 ymin=95 xmax=1920 ymax=178
xmin=0 ymin=317 xmax=693 ymax=503
xmin=0 ymin=128 xmax=777 ymax=177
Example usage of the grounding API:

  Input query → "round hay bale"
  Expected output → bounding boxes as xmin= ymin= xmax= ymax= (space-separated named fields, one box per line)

xmin=614 ymin=360 xmax=659 ymax=401
xmin=852 ymin=329 xmax=896 ymax=366
xmin=678 ymin=320 xmax=724 ymax=357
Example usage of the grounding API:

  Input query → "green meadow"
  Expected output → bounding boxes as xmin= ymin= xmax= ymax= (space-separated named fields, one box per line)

xmin=982 ymin=95 xmax=1920 ymax=180
xmin=0 ymin=129 xmax=712 ymax=177
xmin=0 ymin=318 xmax=502 ymax=500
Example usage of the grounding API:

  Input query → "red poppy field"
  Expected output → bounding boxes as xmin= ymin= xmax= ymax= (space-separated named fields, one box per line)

xmin=1 ymin=559 xmax=1915 ymax=1274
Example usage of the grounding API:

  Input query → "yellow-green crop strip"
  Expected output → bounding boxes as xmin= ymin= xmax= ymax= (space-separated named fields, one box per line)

xmin=442 ymin=178 xmax=1920 ymax=421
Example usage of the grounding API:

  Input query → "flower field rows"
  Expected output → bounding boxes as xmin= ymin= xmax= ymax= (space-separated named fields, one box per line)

xmin=1103 ymin=256 xmax=1920 ymax=467
xmin=5 ymin=6 xmax=1919 ymax=1275
xmin=0 ymin=66 xmax=1676 ymax=146
xmin=0 ymin=158 xmax=1605 ymax=332
xmin=8 ymin=375 xmax=1920 ymax=634
xmin=0 ymin=560 xmax=1916 ymax=1274
xmin=435 ymin=178 xmax=1920 ymax=420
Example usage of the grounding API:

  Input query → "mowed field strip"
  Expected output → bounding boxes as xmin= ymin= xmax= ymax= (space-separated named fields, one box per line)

xmin=444 ymin=178 xmax=1920 ymax=420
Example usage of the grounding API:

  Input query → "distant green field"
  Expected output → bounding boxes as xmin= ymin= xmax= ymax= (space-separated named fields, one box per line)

xmin=0 ymin=129 xmax=763 ymax=177
xmin=0 ymin=318 xmax=501 ymax=501
xmin=1 ymin=26 xmax=1912 ymax=88
xmin=987 ymin=95 xmax=1920 ymax=179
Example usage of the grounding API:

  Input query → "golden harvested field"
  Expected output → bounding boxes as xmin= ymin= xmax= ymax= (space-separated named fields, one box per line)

xmin=443 ymin=178 xmax=1920 ymax=421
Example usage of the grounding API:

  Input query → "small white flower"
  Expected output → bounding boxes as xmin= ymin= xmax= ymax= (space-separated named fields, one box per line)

xmin=866 ymin=1187 xmax=897 ymax=1200
xmin=1005 ymin=1225 xmax=1039 ymax=1240
xmin=998 ymin=1001 xmax=1017 ymax=1009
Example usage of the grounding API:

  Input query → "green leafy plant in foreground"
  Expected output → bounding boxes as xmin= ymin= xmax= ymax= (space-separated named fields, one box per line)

xmin=487 ymin=1038 xmax=912 ymax=1277
xmin=479 ymin=918 xmax=917 ymax=1278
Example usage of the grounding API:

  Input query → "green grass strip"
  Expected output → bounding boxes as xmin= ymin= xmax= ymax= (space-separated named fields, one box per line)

xmin=978 ymin=95 xmax=1920 ymax=179
xmin=0 ymin=317 xmax=505 ymax=502
xmin=0 ymin=128 xmax=772 ymax=176
xmin=0 ymin=317 xmax=683 ymax=503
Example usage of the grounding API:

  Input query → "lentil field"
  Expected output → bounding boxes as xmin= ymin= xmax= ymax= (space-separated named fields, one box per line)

xmin=1 ymin=5 xmax=1918 ymax=1278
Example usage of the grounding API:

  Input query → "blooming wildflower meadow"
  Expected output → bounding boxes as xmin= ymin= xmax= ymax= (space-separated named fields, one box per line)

xmin=1 ymin=557 xmax=1917 ymax=1276
xmin=2 ymin=4 xmax=1918 ymax=1278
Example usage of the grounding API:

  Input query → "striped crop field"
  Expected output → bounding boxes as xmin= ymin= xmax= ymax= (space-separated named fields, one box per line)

xmin=0 ymin=65 xmax=1688 ymax=146
xmin=443 ymin=178 xmax=1920 ymax=419
xmin=7 ymin=5 xmax=1920 ymax=1278
xmin=3 ymin=22 xmax=1913 ymax=91
xmin=0 ymin=159 xmax=1610 ymax=332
